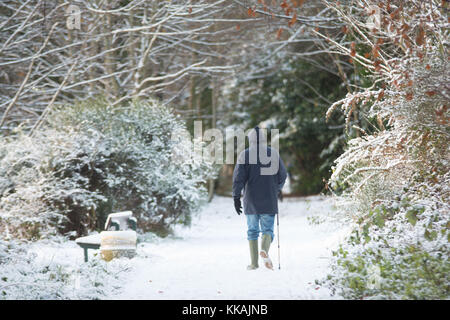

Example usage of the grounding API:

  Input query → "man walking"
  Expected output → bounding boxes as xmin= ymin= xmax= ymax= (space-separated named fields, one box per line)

xmin=232 ymin=127 xmax=287 ymax=270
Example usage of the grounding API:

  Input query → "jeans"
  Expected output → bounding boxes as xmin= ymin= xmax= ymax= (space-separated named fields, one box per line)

xmin=245 ymin=214 xmax=275 ymax=241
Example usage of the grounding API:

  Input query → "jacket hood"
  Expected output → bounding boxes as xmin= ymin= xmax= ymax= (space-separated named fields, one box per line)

xmin=248 ymin=126 xmax=267 ymax=146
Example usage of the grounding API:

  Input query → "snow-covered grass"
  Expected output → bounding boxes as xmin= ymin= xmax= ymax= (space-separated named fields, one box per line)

xmin=0 ymin=236 xmax=132 ymax=299
xmin=1 ymin=195 xmax=349 ymax=300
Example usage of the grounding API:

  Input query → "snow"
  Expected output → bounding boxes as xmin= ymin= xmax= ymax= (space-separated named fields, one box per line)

xmin=0 ymin=236 xmax=132 ymax=299
xmin=75 ymin=233 xmax=101 ymax=245
xmin=1 ymin=195 xmax=350 ymax=300
xmin=104 ymin=211 xmax=133 ymax=230
xmin=106 ymin=195 xmax=350 ymax=300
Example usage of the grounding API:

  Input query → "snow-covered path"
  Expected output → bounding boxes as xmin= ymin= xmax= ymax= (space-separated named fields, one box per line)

xmin=107 ymin=196 xmax=349 ymax=300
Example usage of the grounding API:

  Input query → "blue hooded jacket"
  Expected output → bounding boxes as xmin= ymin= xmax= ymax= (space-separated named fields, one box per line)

xmin=232 ymin=127 xmax=287 ymax=215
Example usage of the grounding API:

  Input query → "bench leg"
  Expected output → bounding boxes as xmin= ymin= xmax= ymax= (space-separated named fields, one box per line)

xmin=83 ymin=248 xmax=88 ymax=262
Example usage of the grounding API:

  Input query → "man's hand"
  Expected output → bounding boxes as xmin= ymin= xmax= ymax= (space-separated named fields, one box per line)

xmin=234 ymin=197 xmax=242 ymax=215
xmin=278 ymin=190 xmax=283 ymax=202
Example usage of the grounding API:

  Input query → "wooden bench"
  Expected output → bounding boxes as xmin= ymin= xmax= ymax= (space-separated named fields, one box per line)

xmin=75 ymin=234 xmax=101 ymax=262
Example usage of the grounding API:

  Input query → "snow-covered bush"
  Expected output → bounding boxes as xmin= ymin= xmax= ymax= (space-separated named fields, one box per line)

xmin=0 ymin=98 xmax=215 ymax=239
xmin=0 ymin=238 xmax=130 ymax=299
xmin=318 ymin=0 xmax=449 ymax=299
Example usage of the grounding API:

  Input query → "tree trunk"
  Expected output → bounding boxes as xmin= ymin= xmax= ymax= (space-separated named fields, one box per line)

xmin=208 ymin=77 xmax=218 ymax=202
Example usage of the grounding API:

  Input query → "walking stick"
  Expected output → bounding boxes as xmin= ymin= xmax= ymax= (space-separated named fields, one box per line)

xmin=276 ymin=213 xmax=281 ymax=270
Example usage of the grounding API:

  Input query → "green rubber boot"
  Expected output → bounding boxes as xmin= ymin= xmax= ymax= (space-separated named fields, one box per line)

xmin=260 ymin=234 xmax=273 ymax=270
xmin=247 ymin=240 xmax=259 ymax=270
